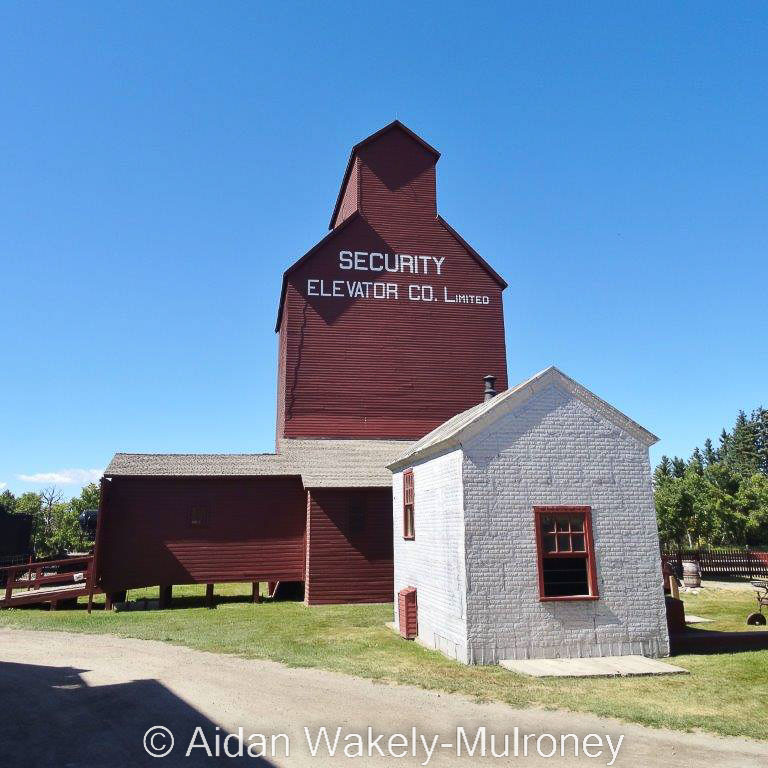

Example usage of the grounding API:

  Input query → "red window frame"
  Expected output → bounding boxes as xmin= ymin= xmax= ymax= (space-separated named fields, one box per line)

xmin=533 ymin=506 xmax=598 ymax=601
xmin=403 ymin=469 xmax=415 ymax=540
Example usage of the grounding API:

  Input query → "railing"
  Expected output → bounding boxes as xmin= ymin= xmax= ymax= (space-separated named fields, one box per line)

xmin=662 ymin=548 xmax=768 ymax=580
xmin=0 ymin=555 xmax=95 ymax=609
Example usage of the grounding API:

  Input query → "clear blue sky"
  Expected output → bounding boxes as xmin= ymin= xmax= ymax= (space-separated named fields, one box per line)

xmin=2 ymin=2 xmax=766 ymax=497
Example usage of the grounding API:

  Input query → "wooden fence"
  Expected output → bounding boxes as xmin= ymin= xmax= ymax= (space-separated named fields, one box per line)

xmin=662 ymin=548 xmax=768 ymax=580
xmin=0 ymin=555 xmax=98 ymax=611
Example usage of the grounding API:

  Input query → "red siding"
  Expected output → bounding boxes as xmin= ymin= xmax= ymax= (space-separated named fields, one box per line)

xmin=98 ymin=477 xmax=306 ymax=593
xmin=278 ymin=124 xmax=508 ymax=440
xmin=305 ymin=488 xmax=393 ymax=605
xmin=275 ymin=312 xmax=287 ymax=447
xmin=280 ymin=215 xmax=507 ymax=439
xmin=356 ymin=128 xmax=437 ymax=226
xmin=332 ymin=157 xmax=359 ymax=228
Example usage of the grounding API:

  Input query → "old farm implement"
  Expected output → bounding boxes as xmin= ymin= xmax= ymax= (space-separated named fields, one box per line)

xmin=747 ymin=580 xmax=768 ymax=626
xmin=0 ymin=555 xmax=100 ymax=611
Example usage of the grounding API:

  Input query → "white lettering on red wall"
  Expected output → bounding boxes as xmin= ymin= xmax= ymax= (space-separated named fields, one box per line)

xmin=304 ymin=250 xmax=490 ymax=305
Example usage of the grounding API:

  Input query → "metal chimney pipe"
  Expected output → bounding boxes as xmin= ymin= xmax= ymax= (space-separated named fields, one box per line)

xmin=483 ymin=375 xmax=497 ymax=402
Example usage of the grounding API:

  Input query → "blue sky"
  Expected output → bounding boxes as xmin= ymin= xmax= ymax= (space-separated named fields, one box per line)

xmin=2 ymin=2 xmax=767 ymax=497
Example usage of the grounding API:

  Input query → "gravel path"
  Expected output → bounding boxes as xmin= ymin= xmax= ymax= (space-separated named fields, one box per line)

xmin=1 ymin=628 xmax=766 ymax=767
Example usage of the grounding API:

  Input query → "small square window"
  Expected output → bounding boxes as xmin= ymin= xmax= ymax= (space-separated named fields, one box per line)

xmin=189 ymin=507 xmax=210 ymax=528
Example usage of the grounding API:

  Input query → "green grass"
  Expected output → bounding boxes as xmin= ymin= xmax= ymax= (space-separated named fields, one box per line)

xmin=1 ymin=583 xmax=767 ymax=741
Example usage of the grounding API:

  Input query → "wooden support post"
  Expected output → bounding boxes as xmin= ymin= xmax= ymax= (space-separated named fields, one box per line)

xmin=205 ymin=583 xmax=215 ymax=609
xmin=50 ymin=600 xmax=58 ymax=612
xmin=104 ymin=590 xmax=126 ymax=611
xmin=251 ymin=582 xmax=261 ymax=603
xmin=86 ymin=557 xmax=94 ymax=615
xmin=4 ymin=570 xmax=14 ymax=604
xmin=159 ymin=585 xmax=173 ymax=609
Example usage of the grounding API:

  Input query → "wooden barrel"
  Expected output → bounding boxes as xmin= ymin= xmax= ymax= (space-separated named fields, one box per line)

xmin=682 ymin=560 xmax=701 ymax=588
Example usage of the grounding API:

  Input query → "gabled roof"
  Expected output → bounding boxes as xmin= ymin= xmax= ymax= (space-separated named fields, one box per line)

xmin=329 ymin=120 xmax=440 ymax=229
xmin=105 ymin=437 xmax=411 ymax=489
xmin=274 ymin=209 xmax=506 ymax=330
xmin=275 ymin=120 xmax=506 ymax=329
xmin=274 ymin=210 xmax=361 ymax=331
xmin=387 ymin=366 xmax=658 ymax=470
xmin=437 ymin=216 xmax=507 ymax=289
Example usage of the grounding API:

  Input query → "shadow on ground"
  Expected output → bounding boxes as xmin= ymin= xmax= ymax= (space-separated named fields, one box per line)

xmin=0 ymin=660 xmax=276 ymax=767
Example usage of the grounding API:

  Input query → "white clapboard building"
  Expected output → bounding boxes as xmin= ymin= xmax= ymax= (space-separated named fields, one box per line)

xmin=388 ymin=366 xmax=669 ymax=665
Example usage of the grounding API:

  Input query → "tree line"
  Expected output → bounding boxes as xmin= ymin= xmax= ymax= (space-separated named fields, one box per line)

xmin=654 ymin=407 xmax=768 ymax=548
xmin=0 ymin=484 xmax=98 ymax=558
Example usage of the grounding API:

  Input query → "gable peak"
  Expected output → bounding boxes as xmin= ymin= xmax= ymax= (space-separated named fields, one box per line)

xmin=329 ymin=120 xmax=440 ymax=229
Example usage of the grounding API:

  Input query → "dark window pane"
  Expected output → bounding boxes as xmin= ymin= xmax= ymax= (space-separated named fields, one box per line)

xmin=556 ymin=516 xmax=571 ymax=532
xmin=541 ymin=556 xmax=589 ymax=597
xmin=570 ymin=516 xmax=584 ymax=532
xmin=543 ymin=534 xmax=557 ymax=553
xmin=557 ymin=533 xmax=572 ymax=552
xmin=542 ymin=515 xmax=556 ymax=533
xmin=572 ymin=533 xmax=585 ymax=552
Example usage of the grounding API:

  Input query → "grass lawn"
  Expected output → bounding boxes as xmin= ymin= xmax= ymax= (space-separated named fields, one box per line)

xmin=1 ymin=583 xmax=767 ymax=741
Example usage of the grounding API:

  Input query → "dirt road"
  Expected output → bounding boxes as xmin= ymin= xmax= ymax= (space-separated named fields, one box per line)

xmin=1 ymin=628 xmax=765 ymax=767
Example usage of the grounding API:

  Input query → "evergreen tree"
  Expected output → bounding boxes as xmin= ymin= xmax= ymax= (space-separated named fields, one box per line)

xmin=690 ymin=448 xmax=704 ymax=474
xmin=654 ymin=405 xmax=768 ymax=547
xmin=727 ymin=410 xmax=760 ymax=477
xmin=753 ymin=407 xmax=768 ymax=474
xmin=654 ymin=455 xmax=672 ymax=482
xmin=719 ymin=428 xmax=731 ymax=462
xmin=703 ymin=438 xmax=718 ymax=466
xmin=671 ymin=457 xmax=687 ymax=478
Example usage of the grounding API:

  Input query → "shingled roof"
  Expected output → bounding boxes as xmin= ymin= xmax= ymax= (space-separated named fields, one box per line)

xmin=105 ymin=438 xmax=411 ymax=488
xmin=388 ymin=366 xmax=659 ymax=471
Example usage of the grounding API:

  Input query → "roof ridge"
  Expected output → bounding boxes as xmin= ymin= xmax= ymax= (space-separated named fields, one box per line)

xmin=388 ymin=367 xmax=658 ymax=469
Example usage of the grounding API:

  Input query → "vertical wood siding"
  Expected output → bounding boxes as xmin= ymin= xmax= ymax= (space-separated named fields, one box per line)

xmin=99 ymin=477 xmax=306 ymax=593
xmin=305 ymin=488 xmax=393 ymax=604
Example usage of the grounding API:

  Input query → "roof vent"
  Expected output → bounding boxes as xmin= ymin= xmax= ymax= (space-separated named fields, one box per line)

xmin=483 ymin=375 xmax=497 ymax=402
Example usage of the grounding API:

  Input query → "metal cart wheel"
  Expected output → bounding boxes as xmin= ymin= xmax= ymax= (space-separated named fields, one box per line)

xmin=747 ymin=612 xmax=767 ymax=626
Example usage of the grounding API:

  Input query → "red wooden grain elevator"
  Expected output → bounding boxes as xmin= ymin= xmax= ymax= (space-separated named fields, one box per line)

xmin=97 ymin=121 xmax=508 ymax=606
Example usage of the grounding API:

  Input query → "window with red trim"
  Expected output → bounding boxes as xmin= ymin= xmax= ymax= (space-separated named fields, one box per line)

xmin=403 ymin=469 xmax=415 ymax=540
xmin=534 ymin=506 xmax=598 ymax=600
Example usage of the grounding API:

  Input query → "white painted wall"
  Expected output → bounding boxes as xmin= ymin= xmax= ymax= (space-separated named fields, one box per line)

xmin=461 ymin=382 xmax=669 ymax=663
xmin=392 ymin=448 xmax=469 ymax=662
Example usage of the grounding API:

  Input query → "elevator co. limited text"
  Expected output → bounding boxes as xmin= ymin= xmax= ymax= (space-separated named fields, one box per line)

xmin=304 ymin=249 xmax=490 ymax=305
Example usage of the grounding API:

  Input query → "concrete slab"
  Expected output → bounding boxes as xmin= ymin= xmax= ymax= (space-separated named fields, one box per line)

xmin=500 ymin=654 xmax=689 ymax=678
